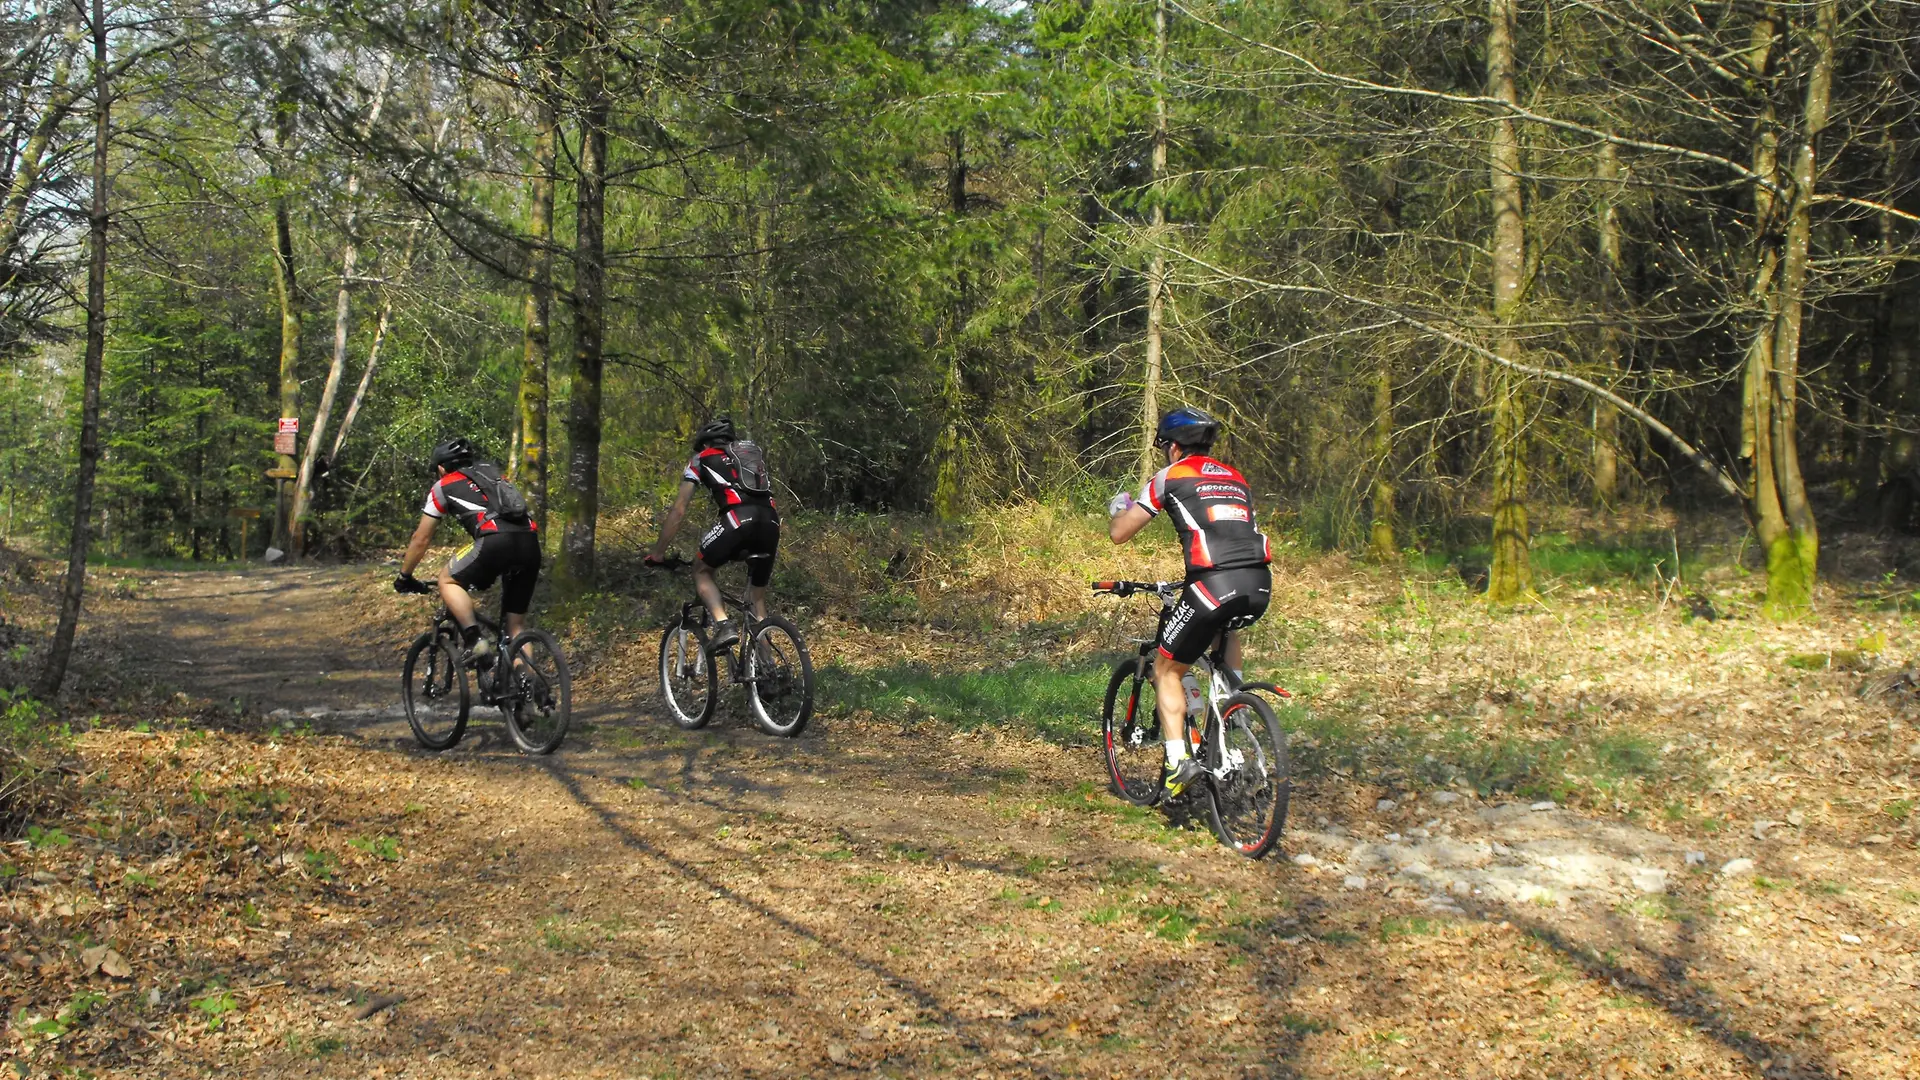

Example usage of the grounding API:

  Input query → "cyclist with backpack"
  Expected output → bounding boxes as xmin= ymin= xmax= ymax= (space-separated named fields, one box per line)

xmin=644 ymin=417 xmax=778 ymax=654
xmin=393 ymin=437 xmax=541 ymax=664
xmin=1107 ymin=407 xmax=1272 ymax=800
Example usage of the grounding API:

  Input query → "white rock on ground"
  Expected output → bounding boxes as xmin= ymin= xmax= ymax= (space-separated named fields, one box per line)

xmin=1720 ymin=857 xmax=1756 ymax=878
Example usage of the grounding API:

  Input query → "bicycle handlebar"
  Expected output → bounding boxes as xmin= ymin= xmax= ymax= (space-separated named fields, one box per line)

xmin=648 ymin=554 xmax=694 ymax=571
xmin=1091 ymin=579 xmax=1179 ymax=598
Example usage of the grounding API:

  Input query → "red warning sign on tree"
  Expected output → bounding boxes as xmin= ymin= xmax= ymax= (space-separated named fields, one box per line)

xmin=275 ymin=417 xmax=298 ymax=456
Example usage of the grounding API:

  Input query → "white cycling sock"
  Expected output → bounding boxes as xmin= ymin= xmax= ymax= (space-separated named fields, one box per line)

xmin=1165 ymin=740 xmax=1188 ymax=764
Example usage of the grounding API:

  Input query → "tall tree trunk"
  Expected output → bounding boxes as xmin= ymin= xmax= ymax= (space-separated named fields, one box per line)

xmin=1137 ymin=0 xmax=1169 ymax=485
xmin=1754 ymin=0 xmax=1834 ymax=616
xmin=329 ymin=122 xmax=443 ymax=465
xmin=290 ymin=77 xmax=388 ymax=557
xmin=1367 ymin=353 xmax=1396 ymax=561
xmin=933 ymin=129 xmax=968 ymax=520
xmin=1593 ymin=140 xmax=1625 ymax=507
xmin=558 ymin=13 xmax=609 ymax=590
xmin=38 ymin=0 xmax=107 ymax=699
xmin=267 ymin=100 xmax=300 ymax=555
xmin=330 ymin=277 xmax=397 ymax=462
xmin=1484 ymin=0 xmax=1530 ymax=602
xmin=517 ymin=100 xmax=555 ymax=528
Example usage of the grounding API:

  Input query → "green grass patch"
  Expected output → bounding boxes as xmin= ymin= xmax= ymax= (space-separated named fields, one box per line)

xmin=348 ymin=835 xmax=400 ymax=861
xmin=1884 ymin=799 xmax=1913 ymax=823
xmin=1617 ymin=895 xmax=1679 ymax=921
xmin=191 ymin=989 xmax=238 ymax=1030
xmin=1379 ymin=915 xmax=1451 ymax=941
xmin=1282 ymin=704 xmax=1679 ymax=802
xmin=820 ymin=660 xmax=1113 ymax=745
xmin=1102 ymin=857 xmax=1162 ymax=886
xmin=302 ymin=849 xmax=338 ymax=880
xmin=1139 ymin=904 xmax=1200 ymax=942
xmin=1410 ymin=533 xmax=1685 ymax=585
xmin=1280 ymin=1013 xmax=1328 ymax=1035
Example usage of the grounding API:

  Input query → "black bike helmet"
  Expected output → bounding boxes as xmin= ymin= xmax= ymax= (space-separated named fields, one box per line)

xmin=692 ymin=416 xmax=736 ymax=452
xmin=1153 ymin=407 xmax=1220 ymax=451
xmin=429 ymin=436 xmax=477 ymax=470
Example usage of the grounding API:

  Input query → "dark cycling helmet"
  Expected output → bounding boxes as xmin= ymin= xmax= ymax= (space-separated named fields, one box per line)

xmin=429 ymin=437 xmax=477 ymax=470
xmin=692 ymin=416 xmax=736 ymax=451
xmin=1154 ymin=407 xmax=1220 ymax=451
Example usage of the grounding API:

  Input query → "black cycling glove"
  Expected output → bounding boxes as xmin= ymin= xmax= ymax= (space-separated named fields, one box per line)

xmin=393 ymin=573 xmax=428 ymax=595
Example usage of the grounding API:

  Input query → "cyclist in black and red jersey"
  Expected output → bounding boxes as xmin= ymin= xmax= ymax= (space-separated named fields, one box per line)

xmin=1108 ymin=407 xmax=1272 ymax=799
xmin=644 ymin=417 xmax=779 ymax=654
xmin=393 ymin=437 xmax=542 ymax=664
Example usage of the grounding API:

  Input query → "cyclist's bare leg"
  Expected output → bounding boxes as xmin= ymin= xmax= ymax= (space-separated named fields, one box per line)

xmin=746 ymin=584 xmax=768 ymax=622
xmin=693 ymin=562 xmax=729 ymax=624
xmin=1222 ymin=630 xmax=1243 ymax=680
xmin=436 ymin=568 xmax=478 ymax=634
xmin=1152 ymin=656 xmax=1192 ymax=746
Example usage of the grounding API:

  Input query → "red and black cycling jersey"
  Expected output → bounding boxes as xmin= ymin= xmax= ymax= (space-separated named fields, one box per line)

xmin=1138 ymin=455 xmax=1272 ymax=575
xmin=421 ymin=468 xmax=537 ymax=539
xmin=683 ymin=446 xmax=776 ymax=512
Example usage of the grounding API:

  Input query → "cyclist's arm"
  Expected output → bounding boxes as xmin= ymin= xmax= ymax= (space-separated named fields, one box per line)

xmin=1109 ymin=504 xmax=1152 ymax=544
xmin=648 ymin=479 xmax=699 ymax=558
xmin=399 ymin=514 xmax=438 ymax=576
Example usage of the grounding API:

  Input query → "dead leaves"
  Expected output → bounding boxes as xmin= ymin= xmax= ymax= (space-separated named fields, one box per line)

xmin=78 ymin=944 xmax=129 ymax=979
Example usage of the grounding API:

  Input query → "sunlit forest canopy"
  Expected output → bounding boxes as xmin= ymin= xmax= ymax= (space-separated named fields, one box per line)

xmin=4 ymin=0 xmax=1917 ymax=609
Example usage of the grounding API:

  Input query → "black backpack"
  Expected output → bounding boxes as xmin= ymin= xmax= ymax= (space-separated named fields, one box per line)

xmin=725 ymin=440 xmax=774 ymax=497
xmin=463 ymin=462 xmax=533 ymax=525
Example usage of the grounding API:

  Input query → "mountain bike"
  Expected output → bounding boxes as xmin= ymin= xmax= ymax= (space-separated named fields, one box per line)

xmin=649 ymin=555 xmax=814 ymax=736
xmin=396 ymin=577 xmax=571 ymax=754
xmin=1093 ymin=579 xmax=1290 ymax=858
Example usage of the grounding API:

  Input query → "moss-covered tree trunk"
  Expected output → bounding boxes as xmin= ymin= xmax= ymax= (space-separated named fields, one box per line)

xmin=37 ymin=0 xmax=108 ymax=699
xmin=1592 ymin=140 xmax=1625 ymax=508
xmin=1750 ymin=0 xmax=1834 ymax=617
xmin=1136 ymin=0 xmax=1169 ymax=487
xmin=1367 ymin=354 xmax=1396 ymax=561
xmin=267 ymin=99 xmax=300 ymax=556
xmin=557 ymin=10 xmax=608 ymax=591
xmin=1484 ymin=0 xmax=1530 ymax=602
xmin=517 ymin=99 xmax=555 ymax=530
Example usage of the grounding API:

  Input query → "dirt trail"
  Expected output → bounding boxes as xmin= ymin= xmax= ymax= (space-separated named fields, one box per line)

xmin=8 ymin=567 xmax=1918 ymax=1078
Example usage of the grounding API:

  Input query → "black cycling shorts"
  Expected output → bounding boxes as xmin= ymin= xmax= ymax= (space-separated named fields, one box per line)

xmin=1157 ymin=567 xmax=1271 ymax=665
xmin=447 ymin=531 xmax=542 ymax=615
xmin=699 ymin=506 xmax=779 ymax=588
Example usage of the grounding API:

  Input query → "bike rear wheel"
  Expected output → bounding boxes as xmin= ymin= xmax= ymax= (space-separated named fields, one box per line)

xmin=402 ymin=629 xmax=469 ymax=751
xmin=1102 ymin=659 xmax=1163 ymax=805
xmin=1203 ymin=692 xmax=1289 ymax=858
xmin=503 ymin=630 xmax=571 ymax=754
xmin=745 ymin=615 xmax=814 ymax=737
xmin=658 ymin=616 xmax=717 ymax=729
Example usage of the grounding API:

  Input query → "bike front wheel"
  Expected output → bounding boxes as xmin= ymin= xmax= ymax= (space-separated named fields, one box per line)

xmin=402 ymin=629 xmax=469 ymax=751
xmin=745 ymin=615 xmax=815 ymax=737
xmin=1102 ymin=659 xmax=1163 ymax=806
xmin=658 ymin=616 xmax=717 ymax=729
xmin=503 ymin=630 xmax=572 ymax=754
xmin=1204 ymin=692 xmax=1290 ymax=858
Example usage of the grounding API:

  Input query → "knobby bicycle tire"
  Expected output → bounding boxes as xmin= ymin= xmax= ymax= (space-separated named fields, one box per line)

xmin=1102 ymin=659 xmax=1163 ymax=806
xmin=403 ymin=629 xmax=469 ymax=751
xmin=504 ymin=629 xmax=571 ymax=754
xmin=658 ymin=616 xmax=717 ymax=729
xmin=1204 ymin=692 xmax=1290 ymax=859
xmin=745 ymin=614 xmax=814 ymax=737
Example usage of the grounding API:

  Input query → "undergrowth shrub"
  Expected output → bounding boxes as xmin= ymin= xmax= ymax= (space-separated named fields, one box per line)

xmin=0 ymin=688 xmax=69 ymax=837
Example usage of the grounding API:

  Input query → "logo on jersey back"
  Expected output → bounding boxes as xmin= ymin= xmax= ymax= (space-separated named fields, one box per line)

xmin=1201 ymin=461 xmax=1234 ymax=477
xmin=1208 ymin=504 xmax=1250 ymax=523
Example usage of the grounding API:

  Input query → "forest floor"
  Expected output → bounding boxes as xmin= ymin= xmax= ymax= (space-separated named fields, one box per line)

xmin=4 ymin=535 xmax=1920 ymax=1079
